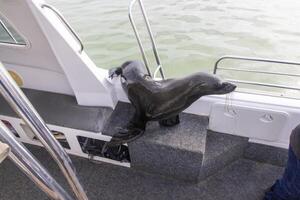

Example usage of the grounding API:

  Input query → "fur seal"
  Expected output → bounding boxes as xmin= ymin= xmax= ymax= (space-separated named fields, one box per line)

xmin=107 ymin=60 xmax=236 ymax=145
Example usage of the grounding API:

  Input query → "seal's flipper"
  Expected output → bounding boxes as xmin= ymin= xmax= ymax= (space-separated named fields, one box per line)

xmin=159 ymin=115 xmax=180 ymax=127
xmin=108 ymin=67 xmax=123 ymax=79
xmin=106 ymin=126 xmax=145 ymax=147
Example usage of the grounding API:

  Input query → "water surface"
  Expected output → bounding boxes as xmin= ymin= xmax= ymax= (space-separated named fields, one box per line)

xmin=11 ymin=0 xmax=300 ymax=96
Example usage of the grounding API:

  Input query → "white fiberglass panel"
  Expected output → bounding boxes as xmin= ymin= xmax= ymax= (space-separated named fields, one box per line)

xmin=209 ymin=103 xmax=289 ymax=142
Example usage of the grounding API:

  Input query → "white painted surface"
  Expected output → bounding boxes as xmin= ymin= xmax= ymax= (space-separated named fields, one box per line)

xmin=209 ymin=103 xmax=289 ymax=141
xmin=30 ymin=0 xmax=116 ymax=107
xmin=3 ymin=62 xmax=74 ymax=95
xmin=0 ymin=0 xmax=63 ymax=73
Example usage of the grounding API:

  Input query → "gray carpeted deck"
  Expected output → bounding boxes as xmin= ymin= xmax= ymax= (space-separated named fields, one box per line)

xmin=0 ymin=145 xmax=283 ymax=200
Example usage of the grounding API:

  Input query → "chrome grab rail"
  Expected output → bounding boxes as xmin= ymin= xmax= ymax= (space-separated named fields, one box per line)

xmin=41 ymin=4 xmax=84 ymax=53
xmin=213 ymin=55 xmax=300 ymax=91
xmin=0 ymin=19 xmax=18 ymax=43
xmin=226 ymin=79 xmax=300 ymax=91
xmin=0 ymin=121 xmax=73 ymax=200
xmin=0 ymin=63 xmax=88 ymax=200
xmin=129 ymin=0 xmax=165 ymax=79
xmin=215 ymin=67 xmax=300 ymax=78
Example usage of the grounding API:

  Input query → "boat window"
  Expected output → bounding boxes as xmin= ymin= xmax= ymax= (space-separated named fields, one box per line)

xmin=0 ymin=15 xmax=26 ymax=45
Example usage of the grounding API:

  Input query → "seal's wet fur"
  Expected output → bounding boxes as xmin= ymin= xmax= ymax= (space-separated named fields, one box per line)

xmin=108 ymin=60 xmax=236 ymax=145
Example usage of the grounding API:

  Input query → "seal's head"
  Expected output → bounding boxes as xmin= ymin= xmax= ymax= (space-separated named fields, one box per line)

xmin=191 ymin=72 xmax=236 ymax=95
xmin=108 ymin=61 xmax=147 ymax=80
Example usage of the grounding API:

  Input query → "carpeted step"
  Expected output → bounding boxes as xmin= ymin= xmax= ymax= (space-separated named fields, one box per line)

xmin=129 ymin=113 xmax=209 ymax=182
xmin=102 ymin=102 xmax=209 ymax=182
xmin=103 ymin=102 xmax=249 ymax=182
xmin=199 ymin=131 xmax=249 ymax=180
xmin=244 ymin=142 xmax=288 ymax=167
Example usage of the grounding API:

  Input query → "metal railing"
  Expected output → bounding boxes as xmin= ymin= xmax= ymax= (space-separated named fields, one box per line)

xmin=213 ymin=55 xmax=300 ymax=92
xmin=0 ymin=19 xmax=18 ymax=44
xmin=0 ymin=63 xmax=88 ymax=200
xmin=41 ymin=4 xmax=84 ymax=53
xmin=0 ymin=121 xmax=73 ymax=200
xmin=129 ymin=0 xmax=165 ymax=79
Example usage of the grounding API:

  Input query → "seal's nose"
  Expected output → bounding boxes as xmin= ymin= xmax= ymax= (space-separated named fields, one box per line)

xmin=108 ymin=67 xmax=122 ymax=79
xmin=222 ymin=82 xmax=237 ymax=92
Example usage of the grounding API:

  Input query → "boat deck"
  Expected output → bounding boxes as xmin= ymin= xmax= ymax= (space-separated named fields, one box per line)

xmin=0 ymin=145 xmax=283 ymax=200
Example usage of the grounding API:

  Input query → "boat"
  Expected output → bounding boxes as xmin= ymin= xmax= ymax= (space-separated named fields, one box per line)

xmin=0 ymin=0 xmax=298 ymax=199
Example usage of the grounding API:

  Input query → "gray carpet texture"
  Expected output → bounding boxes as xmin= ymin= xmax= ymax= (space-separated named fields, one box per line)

xmin=101 ymin=102 xmax=248 ymax=182
xmin=0 ymin=145 xmax=284 ymax=200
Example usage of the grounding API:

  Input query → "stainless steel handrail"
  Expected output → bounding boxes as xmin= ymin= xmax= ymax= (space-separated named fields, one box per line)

xmin=216 ymin=67 xmax=300 ymax=77
xmin=0 ymin=63 xmax=88 ymax=200
xmin=227 ymin=79 xmax=300 ymax=91
xmin=214 ymin=55 xmax=300 ymax=92
xmin=129 ymin=0 xmax=165 ymax=79
xmin=0 ymin=121 xmax=73 ymax=200
xmin=214 ymin=55 xmax=300 ymax=74
xmin=0 ymin=19 xmax=18 ymax=43
xmin=41 ymin=4 xmax=84 ymax=53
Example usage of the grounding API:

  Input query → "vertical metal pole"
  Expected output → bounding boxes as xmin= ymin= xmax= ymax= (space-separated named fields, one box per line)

xmin=137 ymin=0 xmax=165 ymax=79
xmin=0 ymin=121 xmax=73 ymax=200
xmin=129 ymin=0 xmax=152 ymax=76
xmin=0 ymin=63 xmax=88 ymax=200
xmin=128 ymin=0 xmax=165 ymax=79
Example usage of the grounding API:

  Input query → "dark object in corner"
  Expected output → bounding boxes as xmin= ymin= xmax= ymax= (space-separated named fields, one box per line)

xmin=107 ymin=60 xmax=236 ymax=146
xmin=77 ymin=136 xmax=130 ymax=163
xmin=264 ymin=124 xmax=300 ymax=199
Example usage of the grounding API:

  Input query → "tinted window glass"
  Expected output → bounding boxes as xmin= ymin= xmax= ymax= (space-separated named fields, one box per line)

xmin=0 ymin=15 xmax=26 ymax=45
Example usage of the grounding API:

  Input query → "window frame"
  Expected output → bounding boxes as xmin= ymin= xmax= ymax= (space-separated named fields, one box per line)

xmin=0 ymin=14 xmax=30 ymax=49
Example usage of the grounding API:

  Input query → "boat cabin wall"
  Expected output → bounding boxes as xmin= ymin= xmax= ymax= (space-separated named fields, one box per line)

xmin=0 ymin=0 xmax=117 ymax=107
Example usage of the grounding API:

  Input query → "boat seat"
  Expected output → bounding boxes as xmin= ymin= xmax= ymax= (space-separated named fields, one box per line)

xmin=0 ymin=88 xmax=112 ymax=133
